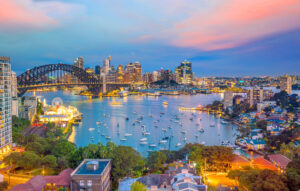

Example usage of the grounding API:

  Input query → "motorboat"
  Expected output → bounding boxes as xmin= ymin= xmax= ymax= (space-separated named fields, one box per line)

xmin=140 ymin=141 xmax=148 ymax=145
xmin=125 ymin=133 xmax=132 ymax=137
xmin=140 ymin=138 xmax=147 ymax=142
xmin=105 ymin=136 xmax=111 ymax=139
xmin=159 ymin=140 xmax=167 ymax=144
xmin=176 ymin=143 xmax=182 ymax=147
xmin=121 ymin=138 xmax=127 ymax=141
xmin=96 ymin=121 xmax=101 ymax=125
xmin=149 ymin=144 xmax=157 ymax=147
xmin=88 ymin=128 xmax=95 ymax=132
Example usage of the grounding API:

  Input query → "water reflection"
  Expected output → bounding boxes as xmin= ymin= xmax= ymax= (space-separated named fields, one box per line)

xmin=27 ymin=91 xmax=239 ymax=156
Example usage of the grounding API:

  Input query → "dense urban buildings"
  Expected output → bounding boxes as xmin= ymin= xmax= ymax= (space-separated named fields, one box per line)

xmin=0 ymin=56 xmax=12 ymax=155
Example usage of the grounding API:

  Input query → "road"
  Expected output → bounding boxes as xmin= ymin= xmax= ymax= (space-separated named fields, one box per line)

xmin=2 ymin=174 xmax=31 ymax=190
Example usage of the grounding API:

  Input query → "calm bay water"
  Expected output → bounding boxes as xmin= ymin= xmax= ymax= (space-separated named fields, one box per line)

xmin=27 ymin=91 xmax=239 ymax=156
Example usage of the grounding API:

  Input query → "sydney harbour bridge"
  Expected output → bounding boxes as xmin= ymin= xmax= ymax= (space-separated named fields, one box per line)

xmin=17 ymin=63 xmax=130 ymax=96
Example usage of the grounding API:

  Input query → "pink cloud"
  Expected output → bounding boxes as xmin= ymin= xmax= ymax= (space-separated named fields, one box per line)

xmin=0 ymin=0 xmax=82 ymax=32
xmin=0 ymin=0 xmax=57 ymax=30
xmin=170 ymin=0 xmax=300 ymax=50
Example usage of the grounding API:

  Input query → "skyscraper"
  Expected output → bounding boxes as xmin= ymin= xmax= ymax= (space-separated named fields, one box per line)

xmin=223 ymin=91 xmax=233 ymax=109
xmin=280 ymin=75 xmax=292 ymax=94
xmin=175 ymin=60 xmax=192 ymax=84
xmin=102 ymin=59 xmax=110 ymax=75
xmin=74 ymin=57 xmax=84 ymax=69
xmin=11 ymin=71 xmax=18 ymax=117
xmin=0 ymin=56 xmax=12 ymax=155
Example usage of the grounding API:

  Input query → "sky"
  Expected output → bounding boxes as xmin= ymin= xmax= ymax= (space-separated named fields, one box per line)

xmin=0 ymin=0 xmax=300 ymax=76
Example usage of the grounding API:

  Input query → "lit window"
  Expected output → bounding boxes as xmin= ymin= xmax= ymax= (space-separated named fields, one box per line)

xmin=80 ymin=180 xmax=84 ymax=186
xmin=88 ymin=180 xmax=92 ymax=187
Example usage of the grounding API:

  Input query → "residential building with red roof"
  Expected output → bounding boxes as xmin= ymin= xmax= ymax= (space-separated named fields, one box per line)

xmin=230 ymin=155 xmax=250 ymax=169
xmin=268 ymin=154 xmax=291 ymax=173
xmin=10 ymin=168 xmax=73 ymax=191
xmin=251 ymin=157 xmax=278 ymax=171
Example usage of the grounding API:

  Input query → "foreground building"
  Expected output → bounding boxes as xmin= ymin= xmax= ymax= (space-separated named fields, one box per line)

xmin=10 ymin=168 xmax=73 ymax=191
xmin=0 ymin=56 xmax=12 ymax=155
xmin=71 ymin=159 xmax=112 ymax=191
xmin=119 ymin=166 xmax=207 ymax=191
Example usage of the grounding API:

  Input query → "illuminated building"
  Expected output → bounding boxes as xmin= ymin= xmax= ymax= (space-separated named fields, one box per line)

xmin=175 ymin=60 xmax=193 ymax=84
xmin=74 ymin=57 xmax=84 ymax=69
xmin=280 ymin=75 xmax=292 ymax=94
xmin=151 ymin=71 xmax=159 ymax=82
xmin=143 ymin=72 xmax=151 ymax=83
xmin=102 ymin=58 xmax=110 ymax=74
xmin=124 ymin=62 xmax=142 ymax=83
xmin=0 ymin=56 xmax=12 ymax=155
xmin=116 ymin=64 xmax=124 ymax=83
xmin=223 ymin=91 xmax=233 ymax=109
xmin=248 ymin=86 xmax=264 ymax=106
xmin=11 ymin=71 xmax=18 ymax=117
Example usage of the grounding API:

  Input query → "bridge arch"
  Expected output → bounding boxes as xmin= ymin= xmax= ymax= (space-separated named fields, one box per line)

xmin=17 ymin=63 xmax=100 ymax=96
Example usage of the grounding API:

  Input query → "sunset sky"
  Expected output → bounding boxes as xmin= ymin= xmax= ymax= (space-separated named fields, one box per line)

xmin=0 ymin=0 xmax=299 ymax=76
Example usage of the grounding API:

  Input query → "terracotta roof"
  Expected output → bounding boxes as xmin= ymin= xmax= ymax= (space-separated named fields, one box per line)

xmin=252 ymin=157 xmax=277 ymax=171
xmin=9 ymin=168 xmax=73 ymax=191
xmin=268 ymin=154 xmax=291 ymax=169
xmin=231 ymin=155 xmax=250 ymax=164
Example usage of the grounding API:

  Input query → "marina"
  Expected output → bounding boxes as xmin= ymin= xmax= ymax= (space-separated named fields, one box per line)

xmin=27 ymin=90 xmax=239 ymax=156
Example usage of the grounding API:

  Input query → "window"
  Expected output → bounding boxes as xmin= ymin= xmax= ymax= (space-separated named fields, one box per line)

xmin=87 ymin=180 xmax=92 ymax=187
xmin=80 ymin=180 xmax=84 ymax=186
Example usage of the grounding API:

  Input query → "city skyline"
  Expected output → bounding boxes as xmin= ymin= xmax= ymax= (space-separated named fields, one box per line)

xmin=1 ymin=0 xmax=300 ymax=76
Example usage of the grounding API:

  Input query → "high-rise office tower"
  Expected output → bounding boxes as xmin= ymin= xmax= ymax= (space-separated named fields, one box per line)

xmin=74 ymin=57 xmax=84 ymax=69
xmin=175 ymin=60 xmax=192 ymax=84
xmin=103 ymin=59 xmax=110 ymax=74
xmin=0 ymin=56 xmax=12 ymax=154
xmin=248 ymin=86 xmax=264 ymax=106
xmin=280 ymin=75 xmax=292 ymax=94
xmin=223 ymin=91 xmax=233 ymax=109
xmin=11 ymin=71 xmax=18 ymax=117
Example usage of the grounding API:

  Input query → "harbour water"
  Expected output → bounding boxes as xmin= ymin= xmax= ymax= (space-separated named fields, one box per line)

xmin=27 ymin=91 xmax=239 ymax=156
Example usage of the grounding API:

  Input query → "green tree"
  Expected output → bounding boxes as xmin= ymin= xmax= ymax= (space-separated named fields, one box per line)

xmin=52 ymin=140 xmax=76 ymax=157
xmin=279 ymin=142 xmax=297 ymax=159
xmin=130 ymin=182 xmax=147 ymax=191
xmin=286 ymin=158 xmax=300 ymax=191
xmin=25 ymin=142 xmax=45 ymax=155
xmin=147 ymin=151 xmax=167 ymax=172
xmin=3 ymin=152 xmax=22 ymax=167
xmin=42 ymin=155 xmax=57 ymax=168
xmin=228 ymin=169 xmax=288 ymax=191
xmin=0 ymin=181 xmax=8 ymax=191
xmin=111 ymin=145 xmax=145 ymax=189
xmin=18 ymin=151 xmax=41 ymax=170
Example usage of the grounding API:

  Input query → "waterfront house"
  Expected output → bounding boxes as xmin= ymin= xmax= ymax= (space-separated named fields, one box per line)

xmin=70 ymin=159 xmax=111 ymax=191
xmin=246 ymin=139 xmax=266 ymax=150
xmin=10 ymin=168 xmax=73 ymax=191
xmin=268 ymin=154 xmax=291 ymax=173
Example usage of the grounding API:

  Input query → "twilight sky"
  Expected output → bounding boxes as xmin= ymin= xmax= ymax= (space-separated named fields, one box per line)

xmin=0 ymin=0 xmax=300 ymax=76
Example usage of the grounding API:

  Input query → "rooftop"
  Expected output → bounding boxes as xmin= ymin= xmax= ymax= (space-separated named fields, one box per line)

xmin=72 ymin=159 xmax=110 ymax=176
xmin=268 ymin=154 xmax=291 ymax=169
